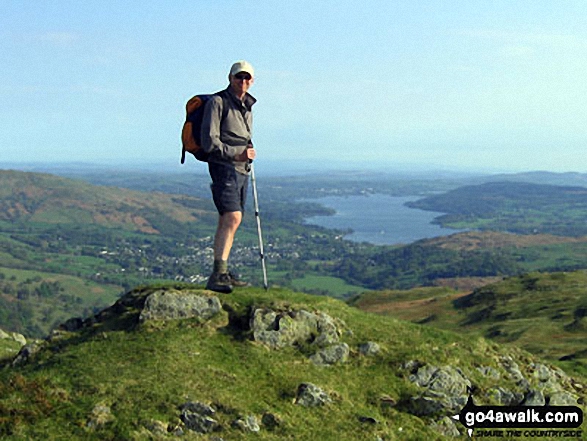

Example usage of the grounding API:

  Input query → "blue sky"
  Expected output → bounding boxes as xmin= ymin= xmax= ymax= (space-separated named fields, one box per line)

xmin=1 ymin=1 xmax=586 ymax=173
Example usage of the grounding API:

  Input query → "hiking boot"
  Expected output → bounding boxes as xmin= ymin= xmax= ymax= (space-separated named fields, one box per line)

xmin=228 ymin=272 xmax=249 ymax=287
xmin=206 ymin=272 xmax=233 ymax=294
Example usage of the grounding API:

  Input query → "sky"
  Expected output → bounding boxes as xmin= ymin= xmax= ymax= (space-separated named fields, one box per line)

xmin=1 ymin=1 xmax=587 ymax=173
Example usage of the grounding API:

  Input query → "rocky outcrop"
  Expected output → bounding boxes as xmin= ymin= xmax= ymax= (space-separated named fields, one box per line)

xmin=407 ymin=364 xmax=471 ymax=416
xmin=250 ymin=308 xmax=341 ymax=349
xmin=403 ymin=356 xmax=583 ymax=428
xmin=139 ymin=289 xmax=222 ymax=322
xmin=250 ymin=307 xmax=352 ymax=366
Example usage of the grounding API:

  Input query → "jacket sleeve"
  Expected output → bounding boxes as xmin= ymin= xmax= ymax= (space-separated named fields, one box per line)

xmin=200 ymin=96 xmax=237 ymax=160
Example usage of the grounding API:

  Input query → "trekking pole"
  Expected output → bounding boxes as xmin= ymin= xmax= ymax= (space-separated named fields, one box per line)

xmin=250 ymin=162 xmax=268 ymax=291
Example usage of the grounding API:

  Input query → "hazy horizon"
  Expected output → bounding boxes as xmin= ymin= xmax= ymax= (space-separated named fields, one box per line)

xmin=2 ymin=158 xmax=583 ymax=178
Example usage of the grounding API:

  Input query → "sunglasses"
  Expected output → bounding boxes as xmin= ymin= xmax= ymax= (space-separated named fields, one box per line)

xmin=234 ymin=73 xmax=252 ymax=81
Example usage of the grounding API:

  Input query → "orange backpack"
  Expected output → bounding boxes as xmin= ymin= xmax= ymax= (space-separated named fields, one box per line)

xmin=180 ymin=94 xmax=214 ymax=164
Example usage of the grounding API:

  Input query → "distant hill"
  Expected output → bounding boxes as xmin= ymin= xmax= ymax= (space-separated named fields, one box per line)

xmin=482 ymin=171 xmax=587 ymax=188
xmin=1 ymin=284 xmax=585 ymax=440
xmin=408 ymin=181 xmax=587 ymax=236
xmin=0 ymin=169 xmax=214 ymax=233
xmin=350 ymin=270 xmax=587 ymax=378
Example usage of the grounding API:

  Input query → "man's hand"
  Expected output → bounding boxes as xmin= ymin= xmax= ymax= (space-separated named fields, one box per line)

xmin=236 ymin=147 xmax=256 ymax=162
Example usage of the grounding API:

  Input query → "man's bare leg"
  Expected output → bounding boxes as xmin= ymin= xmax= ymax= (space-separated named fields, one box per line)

xmin=214 ymin=211 xmax=242 ymax=262
xmin=206 ymin=211 xmax=242 ymax=293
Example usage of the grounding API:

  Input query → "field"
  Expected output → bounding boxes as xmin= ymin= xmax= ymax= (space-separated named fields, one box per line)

xmin=290 ymin=274 xmax=370 ymax=299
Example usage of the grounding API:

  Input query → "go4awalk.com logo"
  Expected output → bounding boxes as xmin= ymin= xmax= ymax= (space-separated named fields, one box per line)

xmin=452 ymin=395 xmax=584 ymax=438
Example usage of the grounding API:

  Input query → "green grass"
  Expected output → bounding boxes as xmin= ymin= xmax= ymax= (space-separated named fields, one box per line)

xmin=2 ymin=284 xmax=582 ymax=440
xmin=291 ymin=274 xmax=370 ymax=299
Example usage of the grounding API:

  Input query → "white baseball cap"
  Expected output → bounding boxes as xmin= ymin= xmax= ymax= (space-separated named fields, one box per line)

xmin=230 ymin=60 xmax=255 ymax=77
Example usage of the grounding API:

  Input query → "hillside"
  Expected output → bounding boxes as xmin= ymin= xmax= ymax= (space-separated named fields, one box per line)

xmin=350 ymin=270 xmax=587 ymax=378
xmin=407 ymin=181 xmax=587 ymax=236
xmin=0 ymin=170 xmax=223 ymax=337
xmin=0 ymin=169 xmax=214 ymax=233
xmin=1 ymin=284 xmax=585 ymax=440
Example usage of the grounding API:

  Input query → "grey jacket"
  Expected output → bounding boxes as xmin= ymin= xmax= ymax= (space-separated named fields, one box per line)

xmin=200 ymin=87 xmax=256 ymax=175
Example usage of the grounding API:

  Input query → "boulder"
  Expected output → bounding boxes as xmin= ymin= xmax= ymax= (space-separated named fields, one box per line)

xmin=261 ymin=412 xmax=282 ymax=429
xmin=485 ymin=387 xmax=524 ymax=406
xmin=476 ymin=365 xmax=500 ymax=380
xmin=295 ymin=383 xmax=332 ymax=407
xmin=180 ymin=401 xmax=219 ymax=434
xmin=524 ymin=389 xmax=546 ymax=406
xmin=408 ymin=365 xmax=471 ymax=416
xmin=232 ymin=415 xmax=260 ymax=432
xmin=12 ymin=341 xmax=43 ymax=366
xmin=310 ymin=343 xmax=350 ymax=366
xmin=139 ymin=290 xmax=221 ymax=322
xmin=251 ymin=308 xmax=340 ymax=349
xmin=359 ymin=341 xmax=381 ymax=357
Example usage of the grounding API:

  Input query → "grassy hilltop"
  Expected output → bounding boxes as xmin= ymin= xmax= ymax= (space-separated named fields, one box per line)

xmin=1 ymin=284 xmax=585 ymax=440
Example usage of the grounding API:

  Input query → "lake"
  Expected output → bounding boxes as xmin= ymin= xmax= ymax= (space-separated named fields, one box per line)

xmin=304 ymin=194 xmax=465 ymax=245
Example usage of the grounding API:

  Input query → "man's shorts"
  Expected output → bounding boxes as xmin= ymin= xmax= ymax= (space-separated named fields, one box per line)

xmin=208 ymin=162 xmax=249 ymax=215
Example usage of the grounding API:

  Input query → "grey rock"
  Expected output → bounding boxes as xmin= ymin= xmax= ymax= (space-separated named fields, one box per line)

xmin=251 ymin=308 xmax=341 ymax=349
xmin=232 ymin=415 xmax=260 ymax=432
xmin=500 ymin=356 xmax=530 ymax=390
xmin=310 ymin=343 xmax=350 ymax=366
xmin=295 ymin=383 xmax=332 ymax=407
xmin=533 ymin=363 xmax=552 ymax=382
xmin=261 ymin=412 xmax=282 ymax=429
xmin=476 ymin=366 xmax=501 ymax=380
xmin=549 ymin=391 xmax=579 ymax=406
xmin=408 ymin=365 xmax=471 ymax=416
xmin=359 ymin=341 xmax=380 ymax=356
xmin=139 ymin=290 xmax=221 ymax=322
xmin=11 ymin=341 xmax=43 ymax=366
xmin=180 ymin=401 xmax=219 ymax=434
xmin=0 ymin=329 xmax=26 ymax=346
xmin=485 ymin=387 xmax=524 ymax=406
xmin=402 ymin=359 xmax=425 ymax=373
xmin=524 ymin=389 xmax=546 ymax=406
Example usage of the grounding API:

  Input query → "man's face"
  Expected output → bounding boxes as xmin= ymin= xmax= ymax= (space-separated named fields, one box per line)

xmin=229 ymin=71 xmax=254 ymax=96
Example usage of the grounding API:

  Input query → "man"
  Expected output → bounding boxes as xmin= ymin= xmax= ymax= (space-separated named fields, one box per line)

xmin=200 ymin=60 xmax=257 ymax=293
